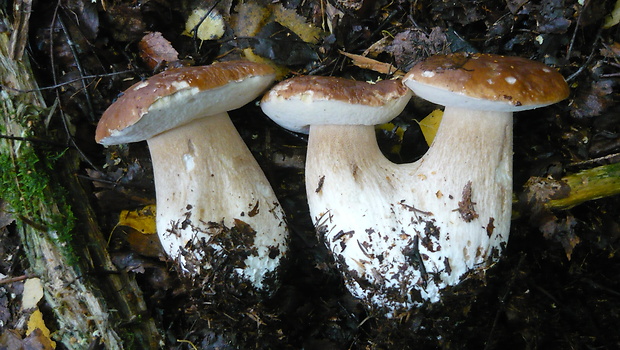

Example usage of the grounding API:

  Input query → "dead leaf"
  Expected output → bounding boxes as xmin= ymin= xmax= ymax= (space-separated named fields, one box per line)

xmin=118 ymin=205 xmax=157 ymax=235
xmin=269 ymin=4 xmax=324 ymax=44
xmin=604 ymin=0 xmax=620 ymax=28
xmin=339 ymin=51 xmax=404 ymax=76
xmin=230 ymin=2 xmax=324 ymax=71
xmin=23 ymin=327 xmax=55 ymax=350
xmin=540 ymin=215 xmax=580 ymax=260
xmin=230 ymin=2 xmax=269 ymax=37
xmin=387 ymin=28 xmax=449 ymax=69
xmin=570 ymin=79 xmax=615 ymax=119
xmin=138 ymin=32 xmax=179 ymax=70
xmin=0 ymin=329 xmax=23 ymax=349
xmin=0 ymin=199 xmax=14 ymax=229
xmin=117 ymin=205 xmax=164 ymax=258
xmin=535 ymin=0 xmax=573 ymax=34
xmin=21 ymin=278 xmax=43 ymax=311
xmin=26 ymin=310 xmax=56 ymax=349
xmin=252 ymin=21 xmax=319 ymax=66
xmin=600 ymin=42 xmax=620 ymax=58
xmin=123 ymin=227 xmax=165 ymax=258
xmin=184 ymin=8 xmax=226 ymax=41
xmin=416 ymin=109 xmax=443 ymax=146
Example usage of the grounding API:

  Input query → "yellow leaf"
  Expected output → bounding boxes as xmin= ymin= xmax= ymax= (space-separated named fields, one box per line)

xmin=604 ymin=0 xmax=620 ymax=28
xmin=184 ymin=8 xmax=226 ymax=41
xmin=270 ymin=4 xmax=324 ymax=44
xmin=417 ymin=109 xmax=443 ymax=146
xmin=27 ymin=309 xmax=56 ymax=349
xmin=231 ymin=2 xmax=270 ymax=37
xmin=231 ymin=2 xmax=324 ymax=44
xmin=119 ymin=205 xmax=157 ymax=234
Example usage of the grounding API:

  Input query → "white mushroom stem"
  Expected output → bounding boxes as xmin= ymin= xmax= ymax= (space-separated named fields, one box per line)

xmin=147 ymin=113 xmax=288 ymax=290
xmin=305 ymin=106 xmax=512 ymax=314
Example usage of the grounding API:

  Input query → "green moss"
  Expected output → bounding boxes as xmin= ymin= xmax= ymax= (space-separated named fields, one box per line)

xmin=0 ymin=91 xmax=77 ymax=262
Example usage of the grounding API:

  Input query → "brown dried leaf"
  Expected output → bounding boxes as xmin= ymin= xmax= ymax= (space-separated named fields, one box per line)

xmin=104 ymin=3 xmax=146 ymax=42
xmin=0 ymin=199 xmax=14 ymax=229
xmin=521 ymin=177 xmax=580 ymax=260
xmin=339 ymin=50 xmax=404 ymax=76
xmin=539 ymin=215 xmax=580 ymax=260
xmin=388 ymin=27 xmax=449 ymax=69
xmin=138 ymin=32 xmax=179 ymax=71
xmin=570 ymin=79 xmax=615 ymax=119
xmin=23 ymin=327 xmax=55 ymax=350
xmin=0 ymin=329 xmax=23 ymax=350
xmin=600 ymin=42 xmax=620 ymax=58
xmin=535 ymin=0 xmax=573 ymax=34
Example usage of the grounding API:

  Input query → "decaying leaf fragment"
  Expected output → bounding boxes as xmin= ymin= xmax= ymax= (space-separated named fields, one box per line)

xmin=138 ymin=32 xmax=180 ymax=70
xmin=26 ymin=310 xmax=56 ymax=349
xmin=117 ymin=205 xmax=163 ymax=258
xmin=184 ymin=8 xmax=226 ymax=41
xmin=603 ymin=0 xmax=620 ymax=28
xmin=118 ymin=205 xmax=157 ymax=235
xmin=21 ymin=278 xmax=43 ymax=310
xmin=521 ymin=176 xmax=579 ymax=259
xmin=339 ymin=50 xmax=405 ymax=76
xmin=229 ymin=2 xmax=324 ymax=70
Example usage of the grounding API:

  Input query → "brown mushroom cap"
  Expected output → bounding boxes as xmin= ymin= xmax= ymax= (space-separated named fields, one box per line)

xmin=96 ymin=60 xmax=275 ymax=145
xmin=403 ymin=52 xmax=570 ymax=112
xmin=260 ymin=76 xmax=412 ymax=133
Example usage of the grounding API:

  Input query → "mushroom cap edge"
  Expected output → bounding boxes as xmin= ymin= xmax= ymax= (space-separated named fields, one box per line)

xmin=402 ymin=52 xmax=570 ymax=112
xmin=260 ymin=76 xmax=412 ymax=134
xmin=96 ymin=60 xmax=276 ymax=145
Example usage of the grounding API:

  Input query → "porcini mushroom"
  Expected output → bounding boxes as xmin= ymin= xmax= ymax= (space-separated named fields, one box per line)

xmin=96 ymin=61 xmax=288 ymax=291
xmin=260 ymin=76 xmax=415 ymax=313
xmin=261 ymin=53 xmax=569 ymax=315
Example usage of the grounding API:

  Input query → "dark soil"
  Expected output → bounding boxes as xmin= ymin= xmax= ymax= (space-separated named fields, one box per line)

xmin=2 ymin=0 xmax=620 ymax=349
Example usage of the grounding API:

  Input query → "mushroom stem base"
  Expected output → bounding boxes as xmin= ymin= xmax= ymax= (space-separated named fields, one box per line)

xmin=147 ymin=113 xmax=288 ymax=291
xmin=305 ymin=107 xmax=513 ymax=315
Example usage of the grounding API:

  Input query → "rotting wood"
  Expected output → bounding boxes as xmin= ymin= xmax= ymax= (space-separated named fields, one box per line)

xmin=0 ymin=2 xmax=159 ymax=349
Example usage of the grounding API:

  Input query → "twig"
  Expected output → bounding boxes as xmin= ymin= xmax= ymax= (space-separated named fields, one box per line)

xmin=566 ymin=25 xmax=603 ymax=82
xmin=56 ymin=13 xmax=95 ymax=122
xmin=0 ymin=70 xmax=134 ymax=94
xmin=0 ymin=274 xmax=35 ymax=285
xmin=566 ymin=153 xmax=620 ymax=168
xmin=566 ymin=0 xmax=590 ymax=60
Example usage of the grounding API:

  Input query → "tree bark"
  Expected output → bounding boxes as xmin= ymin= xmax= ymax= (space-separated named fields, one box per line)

xmin=0 ymin=2 xmax=159 ymax=349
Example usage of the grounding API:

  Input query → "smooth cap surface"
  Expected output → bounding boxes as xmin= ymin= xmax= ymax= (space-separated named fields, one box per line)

xmin=403 ymin=52 xmax=569 ymax=112
xmin=261 ymin=76 xmax=412 ymax=133
xmin=96 ymin=60 xmax=276 ymax=145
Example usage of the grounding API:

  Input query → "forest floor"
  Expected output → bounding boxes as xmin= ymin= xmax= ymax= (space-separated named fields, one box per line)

xmin=1 ymin=0 xmax=620 ymax=349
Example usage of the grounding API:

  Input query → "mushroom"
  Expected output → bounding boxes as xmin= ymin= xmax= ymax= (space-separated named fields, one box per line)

xmin=261 ymin=53 xmax=569 ymax=315
xmin=96 ymin=61 xmax=288 ymax=291
xmin=260 ymin=76 xmax=414 ymax=313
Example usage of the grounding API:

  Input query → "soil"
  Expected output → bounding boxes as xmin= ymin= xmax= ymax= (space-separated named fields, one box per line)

xmin=1 ymin=0 xmax=620 ymax=349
